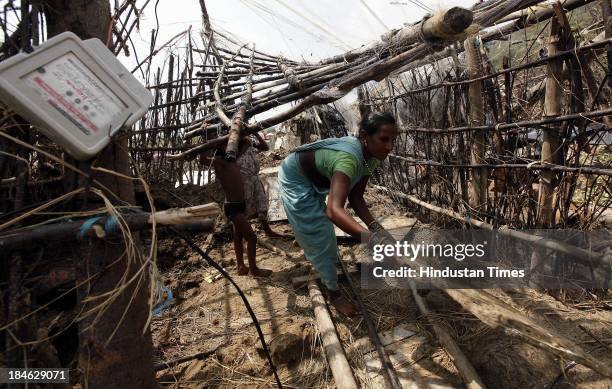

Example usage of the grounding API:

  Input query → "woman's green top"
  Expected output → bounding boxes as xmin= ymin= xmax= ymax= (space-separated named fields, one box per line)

xmin=314 ymin=149 xmax=379 ymax=181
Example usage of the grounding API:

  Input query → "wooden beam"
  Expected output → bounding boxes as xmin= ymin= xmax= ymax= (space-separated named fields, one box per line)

xmin=278 ymin=60 xmax=303 ymax=90
xmin=319 ymin=7 xmax=473 ymax=64
xmin=465 ymin=36 xmax=487 ymax=213
xmin=412 ymin=289 xmax=487 ymax=389
xmin=223 ymin=46 xmax=253 ymax=161
xmin=601 ymin=0 xmax=612 ymax=89
xmin=44 ymin=2 xmax=157 ymax=386
xmin=0 ymin=217 xmax=215 ymax=251
xmin=308 ymin=281 xmax=358 ymax=389
xmin=537 ymin=15 xmax=564 ymax=227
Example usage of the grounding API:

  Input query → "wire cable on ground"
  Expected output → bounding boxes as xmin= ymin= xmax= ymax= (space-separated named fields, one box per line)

xmin=168 ymin=226 xmax=283 ymax=389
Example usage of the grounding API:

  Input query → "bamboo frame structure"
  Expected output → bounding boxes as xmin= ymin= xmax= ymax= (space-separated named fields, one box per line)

xmin=1 ymin=0 xmax=611 ymax=386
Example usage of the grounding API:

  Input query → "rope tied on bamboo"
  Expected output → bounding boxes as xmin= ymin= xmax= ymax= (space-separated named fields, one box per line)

xmin=78 ymin=216 xmax=103 ymax=239
xmin=152 ymin=285 xmax=174 ymax=316
xmin=418 ymin=14 xmax=441 ymax=51
xmin=77 ymin=215 xmax=120 ymax=239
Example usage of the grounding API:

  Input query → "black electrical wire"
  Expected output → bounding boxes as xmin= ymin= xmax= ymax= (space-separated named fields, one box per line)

xmin=168 ymin=226 xmax=284 ymax=389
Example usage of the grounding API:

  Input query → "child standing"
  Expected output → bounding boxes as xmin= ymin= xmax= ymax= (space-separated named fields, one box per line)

xmin=237 ymin=132 xmax=289 ymax=239
xmin=212 ymin=135 xmax=272 ymax=277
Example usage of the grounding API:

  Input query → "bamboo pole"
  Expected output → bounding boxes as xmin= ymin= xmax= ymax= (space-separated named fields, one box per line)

xmin=446 ymin=287 xmax=612 ymax=379
xmin=198 ymin=0 xmax=223 ymax=65
xmin=411 ymin=289 xmax=486 ymax=389
xmin=194 ymin=61 xmax=352 ymax=112
xmin=224 ymin=46 xmax=254 ymax=161
xmin=212 ymin=28 xmax=295 ymax=64
xmin=602 ymin=0 xmax=612 ymax=90
xmin=0 ymin=217 xmax=215 ymax=250
xmin=395 ymin=107 xmax=612 ymax=133
xmin=395 ymin=0 xmax=596 ymax=75
xmin=257 ymin=237 xmax=298 ymax=261
xmin=371 ymin=188 xmax=612 ymax=378
xmin=215 ymin=45 xmax=294 ymax=65
xmin=388 ymin=154 xmax=612 ymax=176
xmin=308 ymin=281 xmax=358 ymax=389
xmin=357 ymin=85 xmax=371 ymax=121
xmin=277 ymin=59 xmax=303 ymax=90
xmin=212 ymin=47 xmax=243 ymax=136
xmin=465 ymin=36 xmax=487 ymax=212
xmin=537 ymin=15 xmax=564 ymax=227
xmin=170 ymin=104 xmax=612 ymax=163
xmin=319 ymin=7 xmax=473 ymax=65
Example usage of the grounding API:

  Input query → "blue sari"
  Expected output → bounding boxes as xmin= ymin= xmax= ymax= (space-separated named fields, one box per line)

xmin=278 ymin=137 xmax=365 ymax=290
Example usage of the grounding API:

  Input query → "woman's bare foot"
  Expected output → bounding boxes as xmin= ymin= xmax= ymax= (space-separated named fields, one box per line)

xmin=236 ymin=265 xmax=249 ymax=275
xmin=250 ymin=267 xmax=273 ymax=278
xmin=329 ymin=291 xmax=357 ymax=317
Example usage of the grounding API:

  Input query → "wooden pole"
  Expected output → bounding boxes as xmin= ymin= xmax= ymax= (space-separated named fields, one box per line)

xmin=257 ymin=237 xmax=298 ymax=261
xmin=172 ymin=107 xmax=612 ymax=161
xmin=308 ymin=281 xmax=358 ymax=389
xmin=601 ymin=0 xmax=612 ymax=90
xmin=44 ymin=1 xmax=157 ymax=387
xmin=537 ymin=15 xmax=564 ymax=227
xmin=396 ymin=0 xmax=597 ymax=76
xmin=445 ymin=288 xmax=612 ymax=379
xmin=0 ymin=216 xmax=216 ymax=250
xmin=198 ymin=0 xmax=223 ymax=66
xmin=378 ymin=39 xmax=610 ymax=99
xmin=319 ymin=7 xmax=473 ymax=65
xmin=357 ymin=85 xmax=371 ymax=122
xmin=224 ymin=47 xmax=254 ymax=161
xmin=465 ymin=36 xmax=487 ymax=213
xmin=278 ymin=59 xmax=303 ymax=90
xmin=213 ymin=47 xmax=246 ymax=160
xmin=411 ymin=289 xmax=486 ymax=389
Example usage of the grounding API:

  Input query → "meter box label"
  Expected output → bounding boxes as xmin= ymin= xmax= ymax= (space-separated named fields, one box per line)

xmin=0 ymin=32 xmax=152 ymax=160
xmin=23 ymin=53 xmax=127 ymax=136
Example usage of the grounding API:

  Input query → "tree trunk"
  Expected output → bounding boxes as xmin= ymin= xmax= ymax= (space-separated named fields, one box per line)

xmin=44 ymin=1 xmax=157 ymax=387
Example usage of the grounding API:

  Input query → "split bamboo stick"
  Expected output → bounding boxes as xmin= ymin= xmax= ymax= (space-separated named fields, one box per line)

xmin=308 ymin=281 xmax=359 ymax=389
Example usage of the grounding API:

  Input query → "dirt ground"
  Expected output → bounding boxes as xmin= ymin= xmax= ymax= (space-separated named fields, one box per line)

xmin=151 ymin=158 xmax=612 ymax=388
xmin=5 ymin=146 xmax=609 ymax=389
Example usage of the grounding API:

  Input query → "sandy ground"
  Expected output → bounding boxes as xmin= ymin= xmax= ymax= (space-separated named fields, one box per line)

xmin=151 ymin=158 xmax=612 ymax=388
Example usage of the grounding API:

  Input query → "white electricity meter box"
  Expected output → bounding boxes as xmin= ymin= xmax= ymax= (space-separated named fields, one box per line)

xmin=0 ymin=32 xmax=153 ymax=160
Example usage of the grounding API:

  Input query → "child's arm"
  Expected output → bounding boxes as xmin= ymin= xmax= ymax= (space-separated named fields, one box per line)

xmin=252 ymin=132 xmax=270 ymax=151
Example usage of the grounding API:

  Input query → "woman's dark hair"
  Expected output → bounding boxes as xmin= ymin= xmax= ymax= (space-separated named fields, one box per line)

xmin=360 ymin=112 xmax=396 ymax=135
